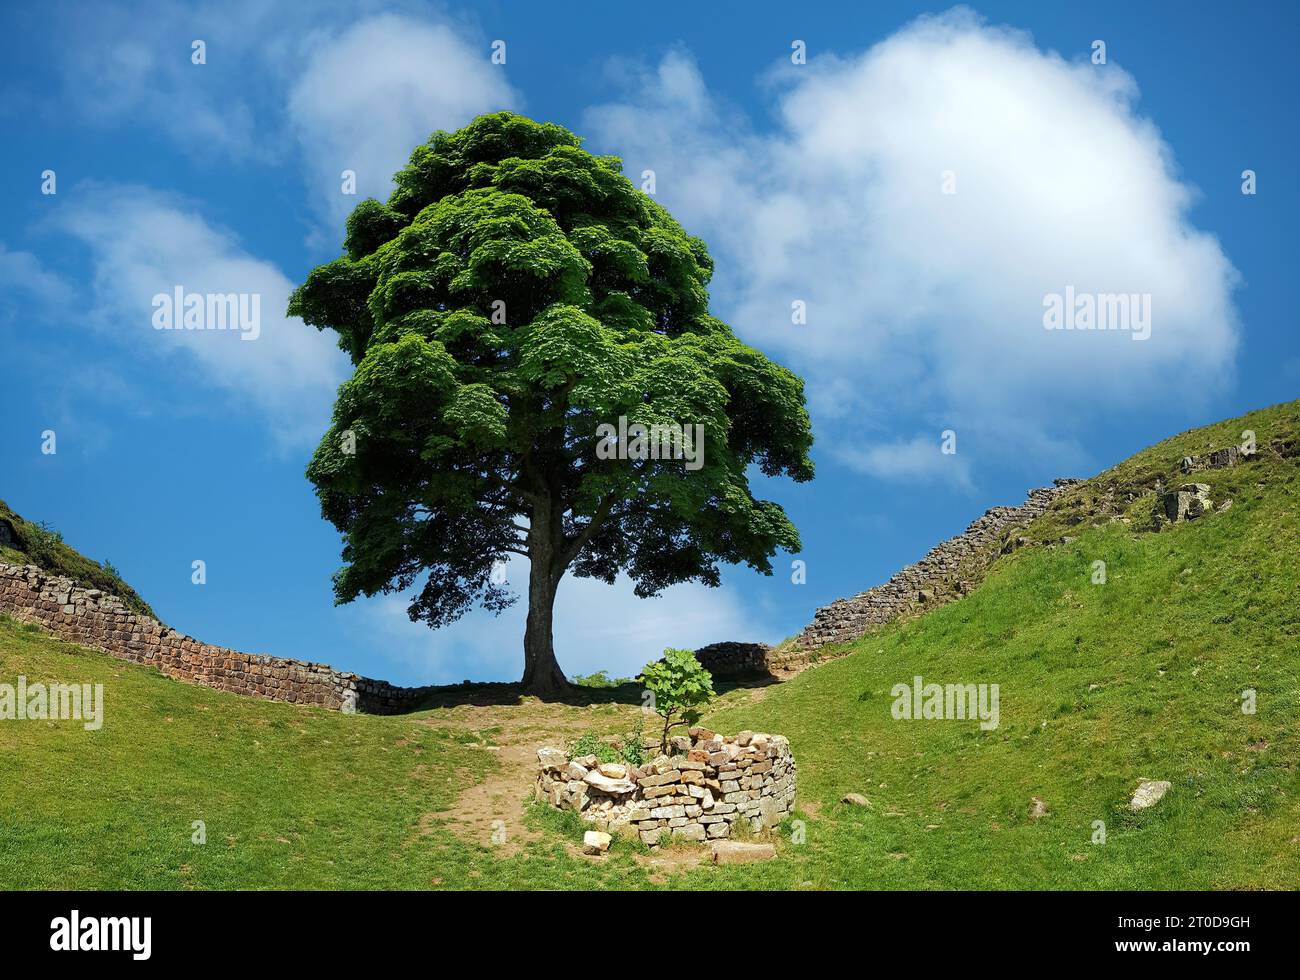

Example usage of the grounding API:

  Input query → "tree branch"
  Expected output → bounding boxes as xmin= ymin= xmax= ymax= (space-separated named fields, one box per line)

xmin=557 ymin=491 xmax=618 ymax=568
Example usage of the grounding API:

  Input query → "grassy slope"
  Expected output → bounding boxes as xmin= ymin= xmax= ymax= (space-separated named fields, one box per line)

xmin=0 ymin=619 xmax=670 ymax=890
xmin=707 ymin=398 xmax=1300 ymax=888
xmin=1 ymin=400 xmax=1296 ymax=889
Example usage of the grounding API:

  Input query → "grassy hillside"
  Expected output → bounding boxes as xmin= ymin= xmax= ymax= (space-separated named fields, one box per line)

xmin=1 ymin=400 xmax=1296 ymax=889
xmin=0 ymin=617 xmax=635 ymax=890
xmin=708 ymin=398 xmax=1300 ymax=888
xmin=0 ymin=498 xmax=154 ymax=618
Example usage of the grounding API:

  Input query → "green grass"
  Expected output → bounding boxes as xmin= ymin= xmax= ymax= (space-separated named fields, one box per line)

xmin=1 ymin=400 xmax=1297 ymax=889
xmin=701 ymin=398 xmax=1300 ymax=889
xmin=0 ymin=615 xmax=678 ymax=889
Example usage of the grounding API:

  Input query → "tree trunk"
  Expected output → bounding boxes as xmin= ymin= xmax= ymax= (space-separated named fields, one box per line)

xmin=519 ymin=502 xmax=569 ymax=697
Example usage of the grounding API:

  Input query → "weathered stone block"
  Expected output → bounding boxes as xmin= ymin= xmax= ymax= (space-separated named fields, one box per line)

xmin=711 ymin=841 xmax=776 ymax=864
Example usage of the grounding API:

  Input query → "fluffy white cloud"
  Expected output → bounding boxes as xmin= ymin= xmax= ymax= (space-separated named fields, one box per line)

xmin=352 ymin=554 xmax=769 ymax=686
xmin=833 ymin=434 xmax=972 ymax=486
xmin=52 ymin=184 xmax=349 ymax=447
xmin=44 ymin=9 xmax=515 ymax=443
xmin=288 ymin=13 xmax=517 ymax=235
xmin=584 ymin=9 xmax=1240 ymax=480
xmin=57 ymin=5 xmax=514 ymax=238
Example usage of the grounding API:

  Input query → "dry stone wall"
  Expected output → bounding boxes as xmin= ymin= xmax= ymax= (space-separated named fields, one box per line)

xmin=692 ymin=480 xmax=1079 ymax=676
xmin=692 ymin=641 xmax=773 ymax=678
xmin=793 ymin=480 xmax=1079 ymax=653
xmin=536 ymin=727 xmax=795 ymax=845
xmin=0 ymin=561 xmax=432 ymax=714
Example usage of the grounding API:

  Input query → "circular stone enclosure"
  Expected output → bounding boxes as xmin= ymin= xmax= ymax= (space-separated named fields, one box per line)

xmin=536 ymin=728 xmax=796 ymax=845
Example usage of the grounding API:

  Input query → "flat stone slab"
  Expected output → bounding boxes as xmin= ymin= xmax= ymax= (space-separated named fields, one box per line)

xmin=711 ymin=841 xmax=776 ymax=865
xmin=583 ymin=771 xmax=636 ymax=795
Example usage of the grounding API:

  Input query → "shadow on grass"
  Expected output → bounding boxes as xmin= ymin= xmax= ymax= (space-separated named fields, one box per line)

xmin=391 ymin=670 xmax=787 ymax=714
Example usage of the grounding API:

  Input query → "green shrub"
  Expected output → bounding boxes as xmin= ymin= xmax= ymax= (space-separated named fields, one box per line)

xmin=571 ymin=670 xmax=632 ymax=689
xmin=26 ymin=522 xmax=64 ymax=566
xmin=620 ymin=717 xmax=647 ymax=767
xmin=567 ymin=732 xmax=619 ymax=765
xmin=568 ymin=721 xmax=649 ymax=767
xmin=637 ymin=648 xmax=716 ymax=755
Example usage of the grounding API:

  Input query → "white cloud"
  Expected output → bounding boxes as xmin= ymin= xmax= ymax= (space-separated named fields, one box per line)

xmin=41 ymin=9 xmax=516 ymax=443
xmin=56 ymin=5 xmax=514 ymax=239
xmin=0 ymin=244 xmax=68 ymax=312
xmin=352 ymin=554 xmax=768 ymax=686
xmin=584 ymin=8 xmax=1240 ymax=481
xmin=288 ymin=13 xmax=517 ymax=236
xmin=833 ymin=434 xmax=972 ymax=487
xmin=57 ymin=2 xmax=277 ymax=163
xmin=52 ymin=184 xmax=349 ymax=448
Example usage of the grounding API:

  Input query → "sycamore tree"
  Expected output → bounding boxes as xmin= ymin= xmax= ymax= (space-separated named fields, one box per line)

xmin=289 ymin=112 xmax=813 ymax=696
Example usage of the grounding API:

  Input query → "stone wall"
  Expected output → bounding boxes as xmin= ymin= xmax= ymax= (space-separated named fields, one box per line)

xmin=690 ymin=480 xmax=1078 ymax=677
xmin=0 ymin=562 xmax=432 ymax=714
xmin=693 ymin=639 xmax=824 ymax=680
xmin=693 ymin=641 xmax=773 ymax=679
xmin=793 ymin=479 xmax=1080 ymax=655
xmin=535 ymin=727 xmax=795 ymax=845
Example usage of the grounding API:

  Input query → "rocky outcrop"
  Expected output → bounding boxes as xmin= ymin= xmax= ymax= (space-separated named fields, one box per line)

xmin=1181 ymin=445 xmax=1247 ymax=474
xmin=1159 ymin=483 xmax=1214 ymax=523
xmin=535 ymin=727 xmax=796 ymax=845
xmin=792 ymin=480 xmax=1079 ymax=656
xmin=0 ymin=561 xmax=432 ymax=714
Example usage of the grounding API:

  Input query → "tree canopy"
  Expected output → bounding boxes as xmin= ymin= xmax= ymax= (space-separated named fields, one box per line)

xmin=289 ymin=111 xmax=813 ymax=694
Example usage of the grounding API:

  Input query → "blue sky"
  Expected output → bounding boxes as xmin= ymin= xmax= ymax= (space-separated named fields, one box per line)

xmin=1 ymin=1 xmax=1295 ymax=686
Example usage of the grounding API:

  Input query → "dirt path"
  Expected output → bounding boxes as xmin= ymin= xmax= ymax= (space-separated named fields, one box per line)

xmin=418 ymin=699 xmax=638 ymax=855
